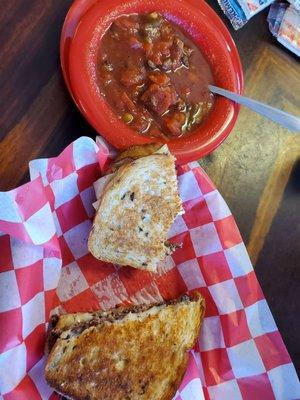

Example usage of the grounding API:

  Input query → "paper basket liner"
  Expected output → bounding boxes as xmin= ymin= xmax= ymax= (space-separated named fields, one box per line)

xmin=0 ymin=136 xmax=299 ymax=399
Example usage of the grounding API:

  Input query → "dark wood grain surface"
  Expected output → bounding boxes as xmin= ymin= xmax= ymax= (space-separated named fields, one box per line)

xmin=0 ymin=0 xmax=299 ymax=373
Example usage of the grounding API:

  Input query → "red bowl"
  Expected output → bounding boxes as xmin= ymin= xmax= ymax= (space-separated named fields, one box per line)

xmin=67 ymin=0 xmax=243 ymax=164
xmin=60 ymin=0 xmax=97 ymax=106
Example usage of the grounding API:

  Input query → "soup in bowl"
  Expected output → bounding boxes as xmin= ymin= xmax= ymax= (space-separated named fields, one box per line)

xmin=69 ymin=0 xmax=243 ymax=163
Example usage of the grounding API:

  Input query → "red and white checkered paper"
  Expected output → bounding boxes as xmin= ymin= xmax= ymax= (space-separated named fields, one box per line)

xmin=0 ymin=136 xmax=299 ymax=400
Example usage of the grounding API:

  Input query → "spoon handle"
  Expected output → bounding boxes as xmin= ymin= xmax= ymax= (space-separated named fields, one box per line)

xmin=209 ymin=85 xmax=300 ymax=132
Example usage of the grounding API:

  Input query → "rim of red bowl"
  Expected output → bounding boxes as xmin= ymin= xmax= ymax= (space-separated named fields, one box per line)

xmin=67 ymin=0 xmax=243 ymax=164
xmin=60 ymin=0 xmax=97 ymax=103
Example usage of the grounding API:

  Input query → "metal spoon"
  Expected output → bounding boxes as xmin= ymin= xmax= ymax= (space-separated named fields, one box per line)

xmin=209 ymin=84 xmax=300 ymax=132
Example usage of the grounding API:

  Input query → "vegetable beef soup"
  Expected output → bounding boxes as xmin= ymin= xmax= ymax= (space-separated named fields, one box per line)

xmin=98 ymin=12 xmax=214 ymax=139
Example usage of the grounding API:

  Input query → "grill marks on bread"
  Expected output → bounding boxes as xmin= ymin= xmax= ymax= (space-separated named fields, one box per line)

xmin=45 ymin=293 xmax=205 ymax=400
xmin=88 ymin=153 xmax=183 ymax=271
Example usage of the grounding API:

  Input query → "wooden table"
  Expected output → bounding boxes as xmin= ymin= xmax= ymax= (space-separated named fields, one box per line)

xmin=0 ymin=0 xmax=299 ymax=373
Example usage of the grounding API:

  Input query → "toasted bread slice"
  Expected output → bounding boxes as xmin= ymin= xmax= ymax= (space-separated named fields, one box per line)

xmin=115 ymin=143 xmax=164 ymax=161
xmin=45 ymin=293 xmax=205 ymax=400
xmin=92 ymin=144 xmax=170 ymax=213
xmin=110 ymin=143 xmax=165 ymax=172
xmin=88 ymin=152 xmax=183 ymax=271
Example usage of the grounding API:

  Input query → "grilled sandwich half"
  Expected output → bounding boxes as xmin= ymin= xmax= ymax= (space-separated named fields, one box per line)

xmin=45 ymin=292 xmax=205 ymax=400
xmin=88 ymin=145 xmax=183 ymax=272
